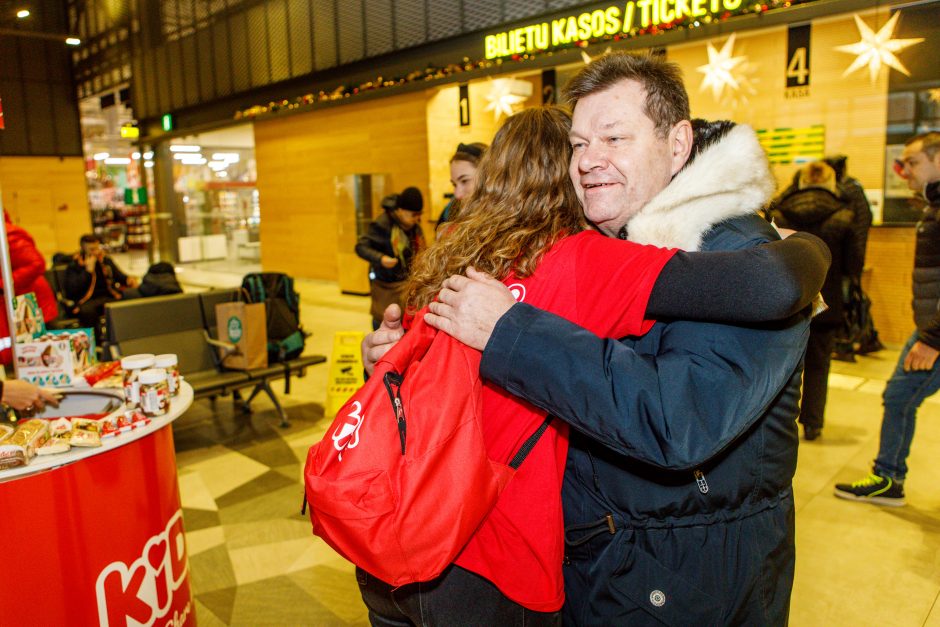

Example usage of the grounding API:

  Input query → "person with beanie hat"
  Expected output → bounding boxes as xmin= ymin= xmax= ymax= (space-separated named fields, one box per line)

xmin=356 ymin=186 xmax=427 ymax=328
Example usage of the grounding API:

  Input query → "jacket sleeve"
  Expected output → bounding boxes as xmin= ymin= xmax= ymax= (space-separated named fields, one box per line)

xmin=647 ymin=232 xmax=830 ymax=322
xmin=480 ymin=302 xmax=809 ymax=470
xmin=6 ymin=231 xmax=46 ymax=293
xmin=107 ymin=258 xmax=129 ymax=286
xmin=63 ymin=259 xmax=92 ymax=302
xmin=842 ymin=217 xmax=866 ymax=282
xmin=355 ymin=221 xmax=389 ymax=266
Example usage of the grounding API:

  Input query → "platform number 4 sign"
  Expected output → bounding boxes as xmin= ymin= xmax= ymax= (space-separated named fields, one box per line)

xmin=786 ymin=24 xmax=811 ymax=89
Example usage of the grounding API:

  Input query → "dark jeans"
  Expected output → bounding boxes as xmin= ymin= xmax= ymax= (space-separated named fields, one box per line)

xmin=874 ymin=331 xmax=940 ymax=481
xmin=357 ymin=565 xmax=561 ymax=627
xmin=75 ymin=296 xmax=115 ymax=340
xmin=799 ymin=322 xmax=839 ymax=430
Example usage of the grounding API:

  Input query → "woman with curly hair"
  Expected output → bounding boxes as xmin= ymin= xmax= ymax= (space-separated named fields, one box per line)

xmin=356 ymin=106 xmax=829 ymax=625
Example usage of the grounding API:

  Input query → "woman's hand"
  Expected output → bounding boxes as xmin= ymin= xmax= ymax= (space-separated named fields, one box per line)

xmin=2 ymin=380 xmax=61 ymax=412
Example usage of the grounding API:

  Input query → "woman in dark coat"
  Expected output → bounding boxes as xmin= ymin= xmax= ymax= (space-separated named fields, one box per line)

xmin=767 ymin=161 xmax=865 ymax=439
xmin=355 ymin=187 xmax=426 ymax=329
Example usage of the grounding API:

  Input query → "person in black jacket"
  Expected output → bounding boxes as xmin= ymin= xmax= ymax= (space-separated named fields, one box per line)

xmin=64 ymin=234 xmax=137 ymax=335
xmin=366 ymin=54 xmax=824 ymax=625
xmin=768 ymin=161 xmax=864 ymax=440
xmin=836 ymin=131 xmax=940 ymax=506
xmin=355 ymin=187 xmax=426 ymax=329
xmin=123 ymin=262 xmax=183 ymax=299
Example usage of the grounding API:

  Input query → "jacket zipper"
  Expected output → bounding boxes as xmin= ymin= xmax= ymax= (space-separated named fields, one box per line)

xmin=694 ymin=469 xmax=709 ymax=494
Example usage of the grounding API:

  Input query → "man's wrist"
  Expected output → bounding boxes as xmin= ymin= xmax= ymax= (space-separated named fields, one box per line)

xmin=479 ymin=302 xmax=534 ymax=384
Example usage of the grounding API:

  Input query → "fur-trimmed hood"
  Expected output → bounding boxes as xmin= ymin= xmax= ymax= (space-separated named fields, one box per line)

xmin=626 ymin=121 xmax=776 ymax=251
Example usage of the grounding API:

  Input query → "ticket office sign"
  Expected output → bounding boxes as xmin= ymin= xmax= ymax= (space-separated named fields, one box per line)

xmin=485 ymin=0 xmax=754 ymax=59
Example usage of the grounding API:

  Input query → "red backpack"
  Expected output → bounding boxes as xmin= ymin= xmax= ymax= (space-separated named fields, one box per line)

xmin=303 ymin=310 xmax=549 ymax=586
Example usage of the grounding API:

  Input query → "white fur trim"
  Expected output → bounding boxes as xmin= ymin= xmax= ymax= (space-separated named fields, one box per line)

xmin=626 ymin=124 xmax=776 ymax=251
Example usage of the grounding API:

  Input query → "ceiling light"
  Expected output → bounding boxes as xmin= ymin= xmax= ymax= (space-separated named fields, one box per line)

xmin=211 ymin=152 xmax=240 ymax=162
xmin=169 ymin=145 xmax=201 ymax=153
xmin=132 ymin=152 xmax=141 ymax=159
xmin=65 ymin=37 xmax=81 ymax=46
xmin=208 ymin=161 xmax=227 ymax=169
xmin=104 ymin=157 xmax=131 ymax=165
xmin=180 ymin=156 xmax=207 ymax=165
xmin=144 ymin=161 xmax=154 ymax=168
xmin=16 ymin=9 xmax=30 ymax=18
xmin=143 ymin=151 xmax=154 ymax=159
xmin=92 ymin=152 xmax=109 ymax=161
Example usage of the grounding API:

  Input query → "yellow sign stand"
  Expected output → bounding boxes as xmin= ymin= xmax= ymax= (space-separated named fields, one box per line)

xmin=325 ymin=331 xmax=366 ymax=419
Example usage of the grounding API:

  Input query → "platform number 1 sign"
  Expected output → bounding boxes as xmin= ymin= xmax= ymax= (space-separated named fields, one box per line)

xmin=786 ymin=24 xmax=811 ymax=95
xmin=459 ymin=84 xmax=470 ymax=127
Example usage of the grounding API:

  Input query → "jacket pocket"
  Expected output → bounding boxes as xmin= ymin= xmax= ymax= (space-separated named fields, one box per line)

xmin=607 ymin=535 xmax=723 ymax=627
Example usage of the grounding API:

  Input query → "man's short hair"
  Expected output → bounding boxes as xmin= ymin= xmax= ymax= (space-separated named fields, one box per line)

xmin=905 ymin=131 xmax=940 ymax=160
xmin=562 ymin=52 xmax=691 ymax=138
xmin=79 ymin=234 xmax=101 ymax=246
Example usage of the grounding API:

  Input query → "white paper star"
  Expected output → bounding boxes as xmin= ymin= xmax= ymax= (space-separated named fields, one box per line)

xmin=484 ymin=77 xmax=531 ymax=121
xmin=696 ymin=34 xmax=747 ymax=101
xmin=581 ymin=46 xmax=612 ymax=65
xmin=834 ymin=13 xmax=924 ymax=83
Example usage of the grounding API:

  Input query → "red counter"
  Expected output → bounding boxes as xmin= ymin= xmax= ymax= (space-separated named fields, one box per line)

xmin=0 ymin=384 xmax=195 ymax=627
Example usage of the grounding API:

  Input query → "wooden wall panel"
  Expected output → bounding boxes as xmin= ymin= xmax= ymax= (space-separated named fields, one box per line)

xmin=425 ymin=76 xmax=541 ymax=229
xmin=865 ymin=227 xmax=916 ymax=346
xmin=254 ymin=90 xmax=430 ymax=281
xmin=0 ymin=157 xmax=91 ymax=261
xmin=669 ymin=7 xmax=891 ymax=196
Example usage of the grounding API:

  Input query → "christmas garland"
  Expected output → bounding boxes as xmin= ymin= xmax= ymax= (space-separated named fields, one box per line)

xmin=234 ymin=0 xmax=811 ymax=120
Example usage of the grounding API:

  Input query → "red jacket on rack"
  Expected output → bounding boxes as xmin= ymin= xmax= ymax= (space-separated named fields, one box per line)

xmin=0 ymin=213 xmax=58 ymax=364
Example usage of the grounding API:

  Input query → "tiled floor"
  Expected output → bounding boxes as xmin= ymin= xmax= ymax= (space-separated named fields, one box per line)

xmin=167 ymin=271 xmax=940 ymax=626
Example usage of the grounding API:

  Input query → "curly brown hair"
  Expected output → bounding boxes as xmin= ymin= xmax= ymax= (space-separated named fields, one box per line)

xmin=405 ymin=106 xmax=585 ymax=311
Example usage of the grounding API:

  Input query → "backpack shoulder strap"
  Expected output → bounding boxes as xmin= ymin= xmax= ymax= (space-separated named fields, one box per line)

xmin=508 ymin=416 xmax=553 ymax=469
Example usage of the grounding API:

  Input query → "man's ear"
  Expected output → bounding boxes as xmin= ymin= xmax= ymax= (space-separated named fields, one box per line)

xmin=669 ymin=120 xmax=693 ymax=177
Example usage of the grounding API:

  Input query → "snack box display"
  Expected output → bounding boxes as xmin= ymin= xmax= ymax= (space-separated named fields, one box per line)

xmin=0 ymin=389 xmax=163 ymax=473
xmin=0 ymin=419 xmax=50 ymax=470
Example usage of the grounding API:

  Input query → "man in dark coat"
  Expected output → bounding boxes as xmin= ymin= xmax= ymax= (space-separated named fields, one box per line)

xmin=64 ymin=234 xmax=138 ymax=334
xmin=416 ymin=54 xmax=815 ymax=625
xmin=768 ymin=161 xmax=864 ymax=440
xmin=835 ymin=131 xmax=940 ymax=507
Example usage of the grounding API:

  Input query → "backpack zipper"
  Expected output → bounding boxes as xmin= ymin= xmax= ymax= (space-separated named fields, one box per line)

xmin=383 ymin=372 xmax=407 ymax=455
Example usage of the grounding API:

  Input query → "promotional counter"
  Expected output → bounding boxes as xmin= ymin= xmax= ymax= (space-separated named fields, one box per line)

xmin=0 ymin=383 xmax=195 ymax=627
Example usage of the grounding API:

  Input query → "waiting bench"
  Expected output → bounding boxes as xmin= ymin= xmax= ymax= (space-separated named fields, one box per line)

xmin=103 ymin=292 xmax=326 ymax=427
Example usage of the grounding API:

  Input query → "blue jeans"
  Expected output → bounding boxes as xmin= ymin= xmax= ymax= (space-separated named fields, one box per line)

xmin=874 ymin=331 xmax=940 ymax=481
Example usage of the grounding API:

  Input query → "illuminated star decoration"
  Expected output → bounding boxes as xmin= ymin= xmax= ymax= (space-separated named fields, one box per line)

xmin=484 ymin=77 xmax=531 ymax=121
xmin=581 ymin=46 xmax=612 ymax=65
xmin=696 ymin=34 xmax=749 ymax=102
xmin=834 ymin=13 xmax=924 ymax=84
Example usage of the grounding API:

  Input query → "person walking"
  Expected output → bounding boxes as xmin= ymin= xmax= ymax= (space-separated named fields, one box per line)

xmin=768 ymin=161 xmax=864 ymax=440
xmin=835 ymin=131 xmax=940 ymax=506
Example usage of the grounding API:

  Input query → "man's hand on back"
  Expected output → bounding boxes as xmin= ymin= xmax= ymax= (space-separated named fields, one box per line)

xmin=425 ymin=267 xmax=516 ymax=351
xmin=362 ymin=304 xmax=404 ymax=375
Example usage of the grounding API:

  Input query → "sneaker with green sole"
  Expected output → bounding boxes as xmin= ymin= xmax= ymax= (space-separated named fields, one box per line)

xmin=834 ymin=473 xmax=905 ymax=506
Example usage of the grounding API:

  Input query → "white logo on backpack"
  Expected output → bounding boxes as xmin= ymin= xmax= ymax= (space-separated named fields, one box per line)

xmin=332 ymin=401 xmax=364 ymax=460
xmin=507 ymin=283 xmax=526 ymax=302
